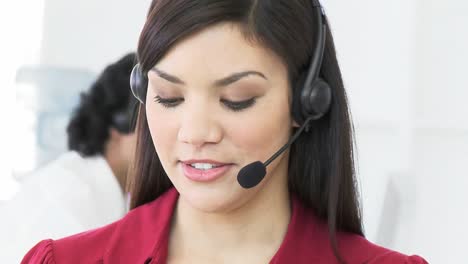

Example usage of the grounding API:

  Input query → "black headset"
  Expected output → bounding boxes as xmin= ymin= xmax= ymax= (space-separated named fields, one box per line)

xmin=129 ymin=0 xmax=331 ymax=129
xmin=110 ymin=101 xmax=138 ymax=134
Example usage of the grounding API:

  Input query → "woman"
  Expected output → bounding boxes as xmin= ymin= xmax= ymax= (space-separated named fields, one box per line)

xmin=22 ymin=1 xmax=427 ymax=263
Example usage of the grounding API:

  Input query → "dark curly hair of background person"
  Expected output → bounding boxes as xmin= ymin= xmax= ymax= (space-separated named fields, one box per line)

xmin=67 ymin=53 xmax=137 ymax=157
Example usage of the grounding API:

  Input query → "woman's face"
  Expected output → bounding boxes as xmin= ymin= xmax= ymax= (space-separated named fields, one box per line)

xmin=146 ymin=23 xmax=294 ymax=213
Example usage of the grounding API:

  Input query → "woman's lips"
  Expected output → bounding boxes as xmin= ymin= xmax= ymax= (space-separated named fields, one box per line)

xmin=180 ymin=162 xmax=233 ymax=182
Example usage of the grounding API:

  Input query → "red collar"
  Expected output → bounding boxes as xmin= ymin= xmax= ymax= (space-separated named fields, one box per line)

xmin=104 ymin=188 xmax=386 ymax=264
xmin=142 ymin=188 xmax=340 ymax=263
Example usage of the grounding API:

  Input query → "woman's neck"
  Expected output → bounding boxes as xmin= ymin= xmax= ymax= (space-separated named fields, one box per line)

xmin=168 ymin=179 xmax=291 ymax=263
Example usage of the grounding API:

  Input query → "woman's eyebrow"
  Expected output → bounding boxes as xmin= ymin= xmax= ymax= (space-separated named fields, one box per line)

xmin=213 ymin=71 xmax=267 ymax=87
xmin=151 ymin=67 xmax=267 ymax=87
xmin=151 ymin=67 xmax=185 ymax=85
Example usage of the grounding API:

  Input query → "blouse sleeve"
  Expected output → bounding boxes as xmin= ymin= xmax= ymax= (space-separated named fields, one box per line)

xmin=21 ymin=239 xmax=56 ymax=264
xmin=406 ymin=255 xmax=429 ymax=264
xmin=369 ymin=252 xmax=429 ymax=264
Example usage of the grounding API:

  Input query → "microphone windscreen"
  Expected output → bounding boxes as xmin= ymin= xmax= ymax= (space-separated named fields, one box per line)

xmin=237 ymin=161 xmax=266 ymax=189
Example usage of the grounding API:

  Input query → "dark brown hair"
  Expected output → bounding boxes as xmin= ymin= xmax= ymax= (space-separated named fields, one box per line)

xmin=129 ymin=0 xmax=363 ymax=262
xmin=67 ymin=53 xmax=137 ymax=156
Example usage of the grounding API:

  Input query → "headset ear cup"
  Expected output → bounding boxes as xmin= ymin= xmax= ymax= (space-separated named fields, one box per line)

xmin=130 ymin=64 xmax=148 ymax=104
xmin=300 ymin=78 xmax=332 ymax=119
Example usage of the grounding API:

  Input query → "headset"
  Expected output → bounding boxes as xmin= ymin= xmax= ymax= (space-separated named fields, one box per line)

xmin=129 ymin=0 xmax=332 ymax=189
xmin=111 ymin=102 xmax=137 ymax=134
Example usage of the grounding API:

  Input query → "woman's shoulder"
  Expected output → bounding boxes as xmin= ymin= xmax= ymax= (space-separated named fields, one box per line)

xmin=287 ymin=195 xmax=428 ymax=263
xmin=335 ymin=231 xmax=428 ymax=263
xmin=20 ymin=220 xmax=119 ymax=264
xmin=21 ymin=188 xmax=178 ymax=264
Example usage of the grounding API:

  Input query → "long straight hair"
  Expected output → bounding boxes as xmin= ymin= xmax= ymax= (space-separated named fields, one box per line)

xmin=129 ymin=0 xmax=363 ymax=261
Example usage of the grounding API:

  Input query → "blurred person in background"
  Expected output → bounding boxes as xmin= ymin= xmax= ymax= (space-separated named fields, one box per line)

xmin=0 ymin=53 xmax=138 ymax=263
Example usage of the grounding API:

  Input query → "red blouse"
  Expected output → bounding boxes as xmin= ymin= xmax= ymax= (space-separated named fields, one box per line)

xmin=22 ymin=188 xmax=428 ymax=264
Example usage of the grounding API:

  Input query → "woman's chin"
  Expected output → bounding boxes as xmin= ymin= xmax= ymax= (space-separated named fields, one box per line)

xmin=178 ymin=185 xmax=248 ymax=214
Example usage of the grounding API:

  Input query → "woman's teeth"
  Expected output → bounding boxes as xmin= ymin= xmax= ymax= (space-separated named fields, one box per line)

xmin=190 ymin=163 xmax=222 ymax=170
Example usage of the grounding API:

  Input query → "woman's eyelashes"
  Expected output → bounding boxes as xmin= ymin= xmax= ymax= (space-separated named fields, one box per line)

xmin=153 ymin=95 xmax=257 ymax=111
xmin=220 ymin=97 xmax=256 ymax=112
xmin=154 ymin=95 xmax=183 ymax=108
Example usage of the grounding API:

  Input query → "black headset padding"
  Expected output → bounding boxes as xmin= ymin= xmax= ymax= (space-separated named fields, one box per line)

xmin=301 ymin=78 xmax=332 ymax=120
xmin=292 ymin=71 xmax=331 ymax=125
xmin=130 ymin=64 xmax=148 ymax=104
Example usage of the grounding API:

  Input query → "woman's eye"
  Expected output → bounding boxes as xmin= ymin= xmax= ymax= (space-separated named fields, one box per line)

xmin=154 ymin=95 xmax=183 ymax=108
xmin=220 ymin=97 xmax=257 ymax=112
xmin=153 ymin=95 xmax=256 ymax=111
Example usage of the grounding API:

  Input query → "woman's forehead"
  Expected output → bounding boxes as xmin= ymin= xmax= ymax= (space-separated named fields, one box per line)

xmin=153 ymin=23 xmax=287 ymax=81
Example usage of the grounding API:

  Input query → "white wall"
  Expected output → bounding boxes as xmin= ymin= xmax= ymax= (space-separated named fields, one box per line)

xmin=399 ymin=2 xmax=468 ymax=263
xmin=40 ymin=0 xmax=151 ymax=72
xmin=0 ymin=0 xmax=47 ymax=200
xmin=1 ymin=0 xmax=151 ymax=199
xmin=325 ymin=1 xmax=468 ymax=263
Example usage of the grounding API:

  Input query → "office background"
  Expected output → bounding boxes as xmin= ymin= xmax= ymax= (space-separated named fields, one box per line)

xmin=1 ymin=0 xmax=467 ymax=263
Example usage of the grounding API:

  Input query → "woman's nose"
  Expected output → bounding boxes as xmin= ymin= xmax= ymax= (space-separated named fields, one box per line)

xmin=177 ymin=103 xmax=222 ymax=148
